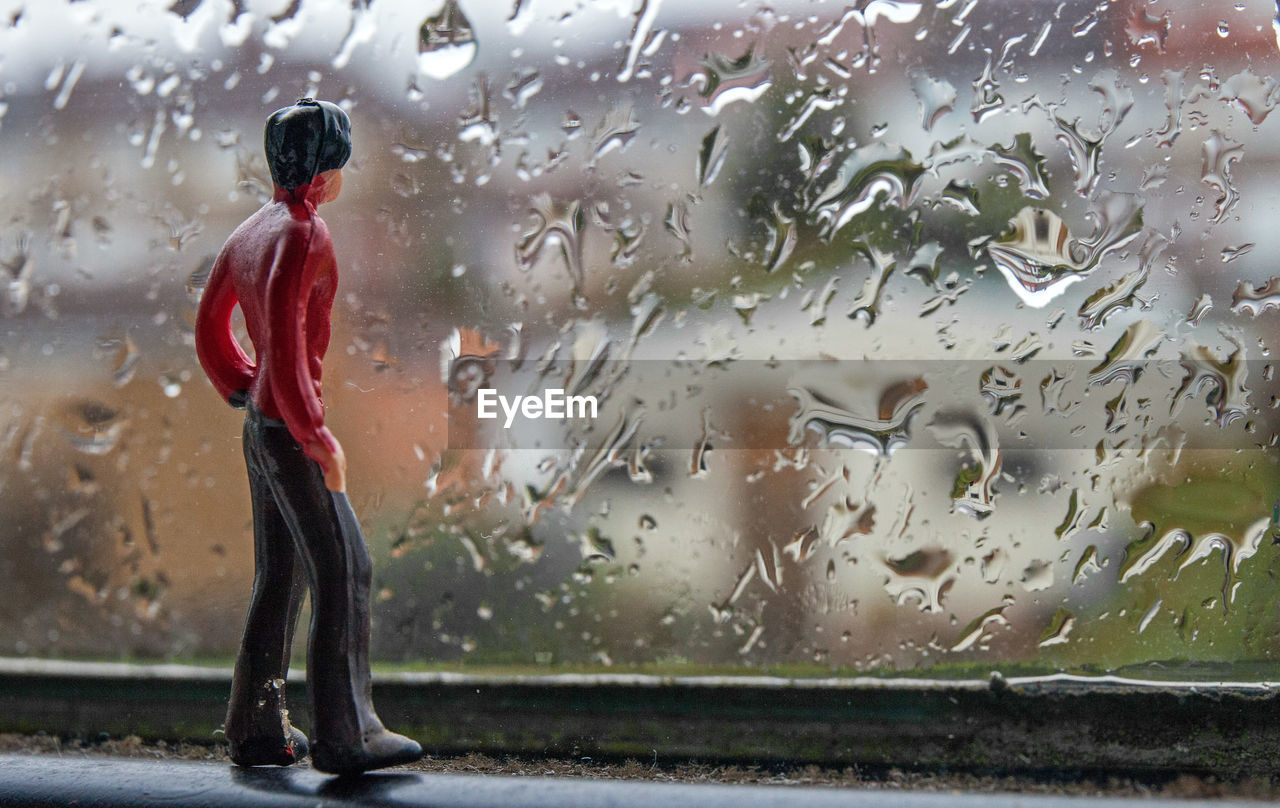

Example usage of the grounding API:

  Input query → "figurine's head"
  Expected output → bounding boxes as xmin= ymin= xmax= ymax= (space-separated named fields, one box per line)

xmin=264 ymin=98 xmax=352 ymax=195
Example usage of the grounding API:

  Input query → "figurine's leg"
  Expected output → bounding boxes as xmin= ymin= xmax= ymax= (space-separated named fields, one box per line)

xmin=225 ymin=416 xmax=310 ymax=767
xmin=255 ymin=418 xmax=422 ymax=775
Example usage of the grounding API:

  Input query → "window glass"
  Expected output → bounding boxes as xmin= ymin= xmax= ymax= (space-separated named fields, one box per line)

xmin=2 ymin=0 xmax=1278 ymax=677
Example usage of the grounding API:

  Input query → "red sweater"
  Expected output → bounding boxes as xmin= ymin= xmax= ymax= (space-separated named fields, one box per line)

xmin=195 ymin=182 xmax=339 ymax=468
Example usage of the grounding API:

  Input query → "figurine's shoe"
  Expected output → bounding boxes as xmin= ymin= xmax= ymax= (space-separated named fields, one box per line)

xmin=311 ymin=731 xmax=423 ymax=775
xmin=228 ymin=725 xmax=310 ymax=767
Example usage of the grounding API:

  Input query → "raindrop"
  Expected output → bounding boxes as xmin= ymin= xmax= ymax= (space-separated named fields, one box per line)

xmin=418 ymin=0 xmax=477 ymax=80
xmin=882 ymin=548 xmax=954 ymax=612
xmin=1201 ymin=131 xmax=1243 ymax=224
xmin=577 ymin=528 xmax=616 ymax=563
xmin=1055 ymin=489 xmax=1085 ymax=540
xmin=1077 ymin=265 xmax=1149 ymax=331
xmin=93 ymin=334 xmax=140 ymax=388
xmin=1121 ymin=498 xmax=1268 ymax=609
xmin=1037 ymin=607 xmax=1075 ymax=647
xmin=990 ymin=133 xmax=1050 ymax=200
xmin=1154 ymin=69 xmax=1184 ymax=148
xmin=663 ymin=200 xmax=692 ymax=261
xmin=928 ymin=410 xmax=1001 ymax=519
xmin=1029 ymin=20 xmax=1052 ymax=55
xmin=732 ymin=292 xmax=763 ymax=325
xmin=909 ymin=70 xmax=955 ymax=131
xmin=979 ymin=366 xmax=1022 ymax=419
xmin=1125 ymin=5 xmax=1170 ymax=53
xmin=503 ymin=68 xmax=542 ymax=109
xmin=516 ymin=194 xmax=587 ymax=306
xmin=59 ymin=400 xmax=127 ymax=456
xmin=695 ymin=125 xmax=729 ymax=189
xmin=1072 ymin=545 xmax=1102 ymax=583
xmin=745 ymin=196 xmax=796 ymax=274
xmin=1220 ymin=71 xmax=1279 ymax=125
xmin=590 ymin=105 xmax=640 ymax=167
xmin=1231 ymin=278 xmax=1280 ymax=317
xmin=627 ymin=293 xmax=664 ymax=350
xmin=1221 ymin=243 xmax=1254 ymax=263
xmin=458 ymin=74 xmax=497 ymax=145
xmin=1020 ymin=560 xmax=1053 ymax=591
xmin=1185 ymin=294 xmax=1212 ymax=327
xmin=987 ymin=195 xmax=1143 ymax=308
xmin=847 ymin=245 xmax=895 ymax=324
xmin=1137 ymin=599 xmax=1162 ymax=634
xmin=1088 ymin=320 xmax=1163 ymax=393
xmin=971 ymin=54 xmax=1003 ymax=122
xmin=687 ymin=44 xmax=772 ymax=115
xmin=789 ymin=376 xmax=927 ymax=456
xmin=808 ymin=142 xmax=924 ymax=240
xmin=952 ymin=604 xmax=1009 ymax=652
xmin=1274 ymin=0 xmax=1280 ymax=52
xmin=617 ymin=0 xmax=663 ymax=83
xmin=1053 ymin=116 xmax=1102 ymax=197
xmin=1171 ymin=342 xmax=1250 ymax=428
xmin=777 ymin=87 xmax=839 ymax=143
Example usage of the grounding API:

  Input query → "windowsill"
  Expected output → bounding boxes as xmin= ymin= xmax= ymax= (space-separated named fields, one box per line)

xmin=1 ymin=656 xmax=1276 ymax=778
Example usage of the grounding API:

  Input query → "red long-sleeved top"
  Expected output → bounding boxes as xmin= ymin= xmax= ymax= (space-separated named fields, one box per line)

xmin=195 ymin=182 xmax=339 ymax=468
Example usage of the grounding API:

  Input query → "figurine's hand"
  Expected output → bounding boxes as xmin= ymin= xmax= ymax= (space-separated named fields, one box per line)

xmin=326 ymin=441 xmax=347 ymax=493
xmin=309 ymin=435 xmax=347 ymax=493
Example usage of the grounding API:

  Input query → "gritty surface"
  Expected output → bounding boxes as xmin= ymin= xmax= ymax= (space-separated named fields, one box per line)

xmin=0 ymin=733 xmax=1275 ymax=800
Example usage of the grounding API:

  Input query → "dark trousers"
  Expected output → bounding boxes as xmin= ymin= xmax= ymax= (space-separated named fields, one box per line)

xmin=226 ymin=404 xmax=384 ymax=748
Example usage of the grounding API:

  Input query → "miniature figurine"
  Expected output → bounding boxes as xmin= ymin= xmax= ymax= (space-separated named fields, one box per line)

xmin=195 ymin=98 xmax=422 ymax=775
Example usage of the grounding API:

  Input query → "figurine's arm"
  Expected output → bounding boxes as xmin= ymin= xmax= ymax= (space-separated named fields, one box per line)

xmin=195 ymin=251 xmax=255 ymax=405
xmin=265 ymin=220 xmax=347 ymax=492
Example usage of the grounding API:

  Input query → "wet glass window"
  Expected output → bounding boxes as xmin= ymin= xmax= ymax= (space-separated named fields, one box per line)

xmin=3 ymin=0 xmax=1279 ymax=680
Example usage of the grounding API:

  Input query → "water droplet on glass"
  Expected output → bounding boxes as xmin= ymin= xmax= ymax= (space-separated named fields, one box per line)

xmin=1125 ymin=5 xmax=1170 ymax=53
xmin=929 ymin=410 xmax=1001 ymax=519
xmin=882 ymin=548 xmax=954 ymax=612
xmin=589 ymin=105 xmax=640 ymax=167
xmin=808 ymin=143 xmax=924 ymax=241
xmin=1171 ymin=341 xmax=1250 ymax=428
xmin=517 ymin=194 xmax=587 ymax=307
xmin=789 ymin=375 xmax=927 ymax=456
xmin=58 ymin=400 xmax=126 ymax=455
xmin=971 ymin=54 xmax=1004 ymax=122
xmin=1221 ymin=71 xmax=1279 ymax=125
xmin=419 ymin=0 xmax=477 ymax=80
xmin=687 ymin=44 xmax=772 ymax=115
xmin=617 ymin=0 xmax=663 ymax=83
xmin=696 ymin=125 xmax=729 ymax=189
xmin=1201 ymin=130 xmax=1243 ymax=223
xmin=990 ymin=133 xmax=1050 ymax=199
xmin=1037 ymin=607 xmax=1075 ymax=647
xmin=1078 ymin=265 xmax=1149 ymax=331
xmin=1072 ymin=546 xmax=1102 ymax=584
xmin=1232 ymin=278 xmax=1280 ymax=317
xmin=952 ymin=604 xmax=1009 ymax=652
xmin=1221 ymin=242 xmax=1254 ymax=264
xmin=1121 ymin=476 xmax=1269 ymax=610
xmin=987 ymin=195 xmax=1142 ymax=308
xmin=503 ymin=67 xmax=542 ymax=109
xmin=909 ymin=70 xmax=955 ymax=131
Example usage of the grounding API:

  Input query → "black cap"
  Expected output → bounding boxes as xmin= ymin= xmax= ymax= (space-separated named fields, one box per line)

xmin=263 ymin=98 xmax=352 ymax=191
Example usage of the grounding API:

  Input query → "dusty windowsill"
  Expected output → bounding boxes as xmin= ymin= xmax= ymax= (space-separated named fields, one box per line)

xmin=1 ymin=733 xmax=1276 ymax=801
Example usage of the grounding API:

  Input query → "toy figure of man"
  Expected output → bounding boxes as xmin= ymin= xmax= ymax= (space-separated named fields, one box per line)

xmin=195 ymin=98 xmax=422 ymax=775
